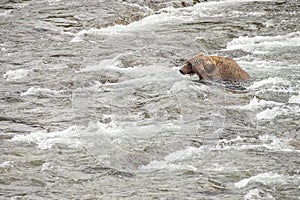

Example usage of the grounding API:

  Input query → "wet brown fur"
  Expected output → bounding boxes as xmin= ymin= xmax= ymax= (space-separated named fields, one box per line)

xmin=180 ymin=53 xmax=251 ymax=82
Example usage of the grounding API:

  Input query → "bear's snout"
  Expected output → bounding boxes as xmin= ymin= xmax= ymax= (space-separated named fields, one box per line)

xmin=179 ymin=64 xmax=190 ymax=74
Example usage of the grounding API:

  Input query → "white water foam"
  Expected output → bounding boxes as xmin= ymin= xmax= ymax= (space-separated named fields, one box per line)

xmin=237 ymin=59 xmax=288 ymax=72
xmin=70 ymin=10 xmax=184 ymax=43
xmin=234 ymin=172 xmax=284 ymax=188
xmin=289 ymin=94 xmax=300 ymax=104
xmin=10 ymin=120 xmax=132 ymax=150
xmin=169 ymin=80 xmax=189 ymax=93
xmin=79 ymin=54 xmax=175 ymax=84
xmin=227 ymin=32 xmax=300 ymax=54
xmin=140 ymin=146 xmax=199 ymax=171
xmin=256 ymin=107 xmax=283 ymax=120
xmin=3 ymin=69 xmax=32 ymax=81
xmin=248 ymin=77 xmax=295 ymax=95
xmin=10 ymin=126 xmax=83 ymax=150
xmin=237 ymin=96 xmax=283 ymax=110
xmin=216 ymin=135 xmax=295 ymax=151
xmin=70 ymin=0 xmax=276 ymax=43
xmin=41 ymin=162 xmax=53 ymax=171
xmin=0 ymin=161 xmax=14 ymax=169
xmin=191 ymin=0 xmax=274 ymax=18
xmin=216 ymin=136 xmax=266 ymax=151
xmin=95 ymin=120 xmax=131 ymax=136
xmin=250 ymin=77 xmax=291 ymax=90
xmin=79 ymin=57 xmax=120 ymax=72
xmin=48 ymin=0 xmax=62 ymax=3
xmin=259 ymin=134 xmax=294 ymax=151
xmin=0 ymin=10 xmax=13 ymax=17
xmin=21 ymin=86 xmax=69 ymax=97
xmin=244 ymin=188 xmax=275 ymax=200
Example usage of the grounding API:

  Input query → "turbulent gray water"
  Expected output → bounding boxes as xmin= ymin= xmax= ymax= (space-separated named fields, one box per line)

xmin=1 ymin=0 xmax=300 ymax=199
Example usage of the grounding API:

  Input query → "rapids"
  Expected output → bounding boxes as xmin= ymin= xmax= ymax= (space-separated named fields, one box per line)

xmin=1 ymin=0 xmax=299 ymax=199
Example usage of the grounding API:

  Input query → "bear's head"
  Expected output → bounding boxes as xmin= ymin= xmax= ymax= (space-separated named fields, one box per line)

xmin=179 ymin=61 xmax=195 ymax=75
xmin=179 ymin=53 xmax=206 ymax=75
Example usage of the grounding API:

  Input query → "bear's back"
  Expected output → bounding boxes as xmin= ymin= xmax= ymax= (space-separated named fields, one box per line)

xmin=210 ymin=56 xmax=251 ymax=82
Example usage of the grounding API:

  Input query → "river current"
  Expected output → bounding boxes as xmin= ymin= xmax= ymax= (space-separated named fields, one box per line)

xmin=1 ymin=0 xmax=300 ymax=199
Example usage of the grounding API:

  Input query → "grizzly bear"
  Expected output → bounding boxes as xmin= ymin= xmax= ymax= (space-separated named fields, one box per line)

xmin=179 ymin=53 xmax=251 ymax=82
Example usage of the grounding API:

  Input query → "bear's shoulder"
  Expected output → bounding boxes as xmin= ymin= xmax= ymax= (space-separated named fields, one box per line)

xmin=209 ymin=56 xmax=239 ymax=68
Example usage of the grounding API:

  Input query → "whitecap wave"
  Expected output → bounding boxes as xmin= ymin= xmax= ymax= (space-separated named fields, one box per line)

xmin=289 ymin=94 xmax=300 ymax=104
xmin=9 ymin=120 xmax=128 ymax=150
xmin=234 ymin=172 xmax=300 ymax=188
xmin=256 ymin=107 xmax=283 ymax=120
xmin=227 ymin=32 xmax=300 ymax=54
xmin=0 ymin=10 xmax=13 ymax=17
xmin=238 ymin=96 xmax=282 ymax=110
xmin=21 ymin=86 xmax=69 ymax=97
xmin=235 ymin=172 xmax=285 ymax=188
xmin=191 ymin=0 xmax=274 ymax=18
xmin=70 ymin=10 xmax=184 ymax=43
xmin=3 ymin=69 xmax=32 ymax=81
xmin=140 ymin=146 xmax=199 ymax=171
xmin=0 ymin=161 xmax=14 ymax=169
xmin=10 ymin=126 xmax=83 ymax=150
xmin=216 ymin=134 xmax=295 ymax=151
xmin=250 ymin=77 xmax=291 ymax=90
xmin=71 ymin=0 xmax=276 ymax=43
xmin=259 ymin=134 xmax=295 ymax=151
xmin=41 ymin=162 xmax=53 ymax=171
xmin=244 ymin=188 xmax=275 ymax=200
xmin=79 ymin=57 xmax=120 ymax=72
xmin=237 ymin=59 xmax=288 ymax=72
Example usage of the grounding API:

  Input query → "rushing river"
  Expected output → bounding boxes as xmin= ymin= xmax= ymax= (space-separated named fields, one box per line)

xmin=1 ymin=0 xmax=300 ymax=199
